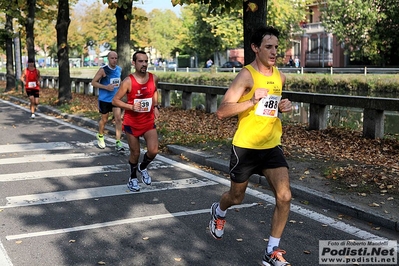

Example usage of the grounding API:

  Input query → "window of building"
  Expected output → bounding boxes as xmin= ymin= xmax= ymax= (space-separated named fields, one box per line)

xmin=309 ymin=10 xmax=314 ymax=23
xmin=310 ymin=37 xmax=318 ymax=54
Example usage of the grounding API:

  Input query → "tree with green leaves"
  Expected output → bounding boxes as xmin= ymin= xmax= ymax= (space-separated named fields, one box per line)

xmin=56 ymin=0 xmax=72 ymax=103
xmin=35 ymin=19 xmax=57 ymax=63
xmin=25 ymin=0 xmax=37 ymax=62
xmin=4 ymin=12 xmax=15 ymax=92
xmin=131 ymin=7 xmax=150 ymax=50
xmin=174 ymin=0 xmax=266 ymax=64
xmin=180 ymin=4 xmax=233 ymax=65
xmin=320 ymin=0 xmax=399 ymax=66
xmin=19 ymin=0 xmax=60 ymax=63
xmin=1 ymin=1 xmax=20 ymax=91
xmin=68 ymin=2 xmax=116 ymax=64
xmin=102 ymin=0 xmax=133 ymax=80
xmin=148 ymin=9 xmax=183 ymax=60
xmin=178 ymin=0 xmax=309 ymax=65
xmin=267 ymin=0 xmax=310 ymax=56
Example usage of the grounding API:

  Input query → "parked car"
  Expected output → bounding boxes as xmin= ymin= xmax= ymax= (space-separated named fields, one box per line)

xmin=221 ymin=61 xmax=243 ymax=68
xmin=167 ymin=61 xmax=177 ymax=69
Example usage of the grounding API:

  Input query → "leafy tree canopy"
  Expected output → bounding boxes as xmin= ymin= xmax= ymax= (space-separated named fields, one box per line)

xmin=321 ymin=0 xmax=399 ymax=66
xmin=172 ymin=0 xmax=242 ymax=14
xmin=148 ymin=9 xmax=182 ymax=59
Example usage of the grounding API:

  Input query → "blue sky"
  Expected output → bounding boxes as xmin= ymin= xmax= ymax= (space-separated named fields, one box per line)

xmin=76 ymin=0 xmax=181 ymax=15
xmin=133 ymin=0 xmax=181 ymax=14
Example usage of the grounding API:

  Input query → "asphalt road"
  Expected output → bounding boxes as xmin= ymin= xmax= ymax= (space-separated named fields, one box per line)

xmin=0 ymin=99 xmax=397 ymax=266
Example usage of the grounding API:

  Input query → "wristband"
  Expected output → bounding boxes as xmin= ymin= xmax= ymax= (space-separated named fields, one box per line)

xmin=154 ymin=105 xmax=161 ymax=110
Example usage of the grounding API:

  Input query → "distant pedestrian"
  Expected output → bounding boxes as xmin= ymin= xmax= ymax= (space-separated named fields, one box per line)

xmin=206 ymin=59 xmax=213 ymax=68
xmin=294 ymin=56 xmax=300 ymax=68
xmin=288 ymin=56 xmax=294 ymax=67
xmin=20 ymin=59 xmax=41 ymax=119
xmin=112 ymin=51 xmax=160 ymax=192
xmin=91 ymin=51 xmax=123 ymax=151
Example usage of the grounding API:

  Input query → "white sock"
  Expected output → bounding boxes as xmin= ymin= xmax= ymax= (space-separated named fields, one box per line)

xmin=267 ymin=236 xmax=280 ymax=253
xmin=216 ymin=205 xmax=227 ymax=217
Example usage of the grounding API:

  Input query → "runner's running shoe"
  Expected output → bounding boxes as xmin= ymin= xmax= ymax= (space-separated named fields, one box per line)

xmin=138 ymin=165 xmax=151 ymax=185
xmin=31 ymin=113 xmax=35 ymax=119
xmin=115 ymin=140 xmax=124 ymax=151
xmin=127 ymin=178 xmax=140 ymax=192
xmin=96 ymin=133 xmax=105 ymax=149
xmin=262 ymin=247 xmax=291 ymax=266
xmin=209 ymin=202 xmax=225 ymax=239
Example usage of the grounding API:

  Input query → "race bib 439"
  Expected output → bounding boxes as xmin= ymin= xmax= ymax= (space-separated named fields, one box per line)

xmin=134 ymin=98 xmax=153 ymax=112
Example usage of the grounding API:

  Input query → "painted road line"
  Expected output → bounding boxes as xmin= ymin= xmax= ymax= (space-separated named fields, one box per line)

xmin=0 ymin=152 xmax=112 ymax=165
xmin=0 ymin=165 xmax=126 ymax=182
xmin=240 ymin=188 xmax=399 ymax=251
xmin=149 ymin=156 xmax=396 ymax=244
xmin=0 ymin=142 xmax=72 ymax=154
xmin=0 ymin=240 xmax=13 ymax=266
xmin=6 ymin=203 xmax=258 ymax=240
xmin=0 ymin=160 xmax=174 ymax=182
xmin=1 ymin=178 xmax=217 ymax=208
xmin=2 ymin=100 xmax=394 ymax=248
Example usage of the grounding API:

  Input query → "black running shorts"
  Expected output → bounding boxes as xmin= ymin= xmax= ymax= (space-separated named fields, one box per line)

xmin=26 ymin=90 xmax=39 ymax=98
xmin=98 ymin=100 xmax=117 ymax=114
xmin=229 ymin=145 xmax=289 ymax=183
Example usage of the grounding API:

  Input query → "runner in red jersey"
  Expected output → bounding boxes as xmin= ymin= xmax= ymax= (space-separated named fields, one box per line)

xmin=20 ymin=59 xmax=41 ymax=119
xmin=112 ymin=51 xmax=160 ymax=192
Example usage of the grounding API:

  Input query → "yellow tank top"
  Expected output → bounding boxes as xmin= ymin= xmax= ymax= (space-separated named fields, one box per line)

xmin=232 ymin=65 xmax=283 ymax=149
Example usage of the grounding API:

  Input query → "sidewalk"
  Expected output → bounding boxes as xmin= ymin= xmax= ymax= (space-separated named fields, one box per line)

xmin=7 ymin=96 xmax=399 ymax=233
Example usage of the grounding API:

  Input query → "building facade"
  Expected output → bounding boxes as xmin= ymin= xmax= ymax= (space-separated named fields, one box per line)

xmin=287 ymin=2 xmax=346 ymax=68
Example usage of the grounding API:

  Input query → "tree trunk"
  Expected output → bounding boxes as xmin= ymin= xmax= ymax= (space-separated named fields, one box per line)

xmin=5 ymin=13 xmax=15 ymax=92
xmin=56 ymin=0 xmax=72 ymax=103
xmin=243 ymin=0 xmax=267 ymax=65
xmin=116 ymin=1 xmax=132 ymax=80
xmin=26 ymin=0 xmax=36 ymax=62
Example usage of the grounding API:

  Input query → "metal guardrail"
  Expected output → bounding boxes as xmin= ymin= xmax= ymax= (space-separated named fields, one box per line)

xmin=276 ymin=67 xmax=399 ymax=75
xmin=147 ymin=66 xmax=242 ymax=73
xmin=2 ymin=66 xmax=398 ymax=77
xmin=146 ymin=66 xmax=399 ymax=75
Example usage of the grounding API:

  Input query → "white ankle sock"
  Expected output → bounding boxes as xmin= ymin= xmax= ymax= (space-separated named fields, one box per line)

xmin=267 ymin=236 xmax=280 ymax=253
xmin=216 ymin=205 xmax=226 ymax=217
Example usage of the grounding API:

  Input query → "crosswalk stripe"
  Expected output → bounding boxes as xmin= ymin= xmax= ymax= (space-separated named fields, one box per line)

xmin=0 ymin=142 xmax=72 ymax=154
xmin=5 ymin=203 xmax=258 ymax=240
xmin=0 ymin=165 xmax=126 ymax=182
xmin=0 ymin=152 xmax=112 ymax=165
xmin=1 ymin=178 xmax=217 ymax=208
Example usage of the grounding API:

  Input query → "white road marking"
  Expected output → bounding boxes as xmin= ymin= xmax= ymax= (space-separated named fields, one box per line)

xmin=0 ymin=240 xmax=13 ymax=266
xmin=0 ymin=152 xmax=111 ymax=165
xmin=1 ymin=99 xmax=395 ymax=250
xmin=151 ymin=156 xmax=394 ymax=242
xmin=0 ymin=165 xmax=126 ymax=182
xmin=0 ymin=142 xmax=72 ymax=154
xmin=6 ymin=203 xmax=258 ymax=240
xmin=1 ymin=178 xmax=217 ymax=208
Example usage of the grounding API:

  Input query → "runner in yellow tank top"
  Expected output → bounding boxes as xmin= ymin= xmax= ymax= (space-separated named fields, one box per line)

xmin=209 ymin=26 xmax=293 ymax=266
xmin=233 ymin=64 xmax=283 ymax=149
